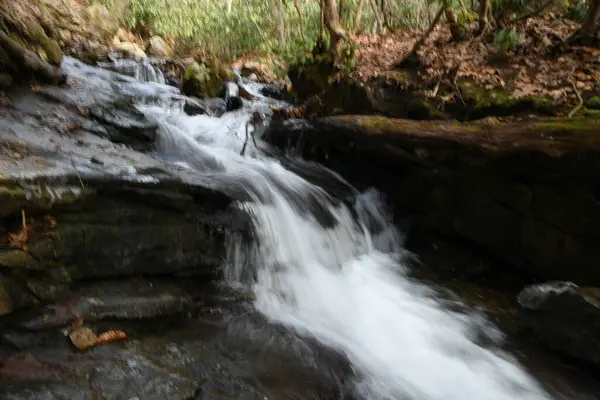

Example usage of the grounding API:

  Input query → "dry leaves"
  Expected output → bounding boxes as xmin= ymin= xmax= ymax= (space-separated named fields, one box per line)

xmin=347 ymin=13 xmax=599 ymax=106
xmin=7 ymin=212 xmax=58 ymax=252
xmin=68 ymin=313 xmax=128 ymax=351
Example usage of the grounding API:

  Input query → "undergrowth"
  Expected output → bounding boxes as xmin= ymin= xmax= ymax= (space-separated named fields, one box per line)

xmin=86 ymin=0 xmax=432 ymax=61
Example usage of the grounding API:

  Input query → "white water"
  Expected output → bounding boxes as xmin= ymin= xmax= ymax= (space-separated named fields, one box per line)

xmin=120 ymin=65 xmax=554 ymax=400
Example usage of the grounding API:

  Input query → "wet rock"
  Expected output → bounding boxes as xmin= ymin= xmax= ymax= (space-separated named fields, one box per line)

xmin=0 ymin=353 xmax=198 ymax=400
xmin=518 ymin=281 xmax=600 ymax=365
xmin=89 ymin=101 xmax=157 ymax=147
xmin=183 ymin=98 xmax=208 ymax=116
xmin=90 ymin=359 xmax=199 ymax=399
xmin=147 ymin=36 xmax=173 ymax=58
xmin=260 ymin=83 xmax=287 ymax=100
xmin=0 ymin=275 xmax=38 ymax=316
xmin=10 ymin=278 xmax=196 ymax=330
xmin=0 ymin=251 xmax=43 ymax=271
xmin=225 ymin=82 xmax=243 ymax=112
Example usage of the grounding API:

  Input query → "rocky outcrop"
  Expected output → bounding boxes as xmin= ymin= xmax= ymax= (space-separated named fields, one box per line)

xmin=518 ymin=281 xmax=600 ymax=366
xmin=264 ymin=115 xmax=600 ymax=285
xmin=0 ymin=57 xmax=251 ymax=317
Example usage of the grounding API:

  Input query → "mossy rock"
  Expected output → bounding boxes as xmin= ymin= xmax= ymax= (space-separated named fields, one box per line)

xmin=451 ymin=81 xmax=556 ymax=120
xmin=288 ymin=55 xmax=335 ymax=100
xmin=182 ymin=61 xmax=226 ymax=99
xmin=585 ymin=96 xmax=600 ymax=110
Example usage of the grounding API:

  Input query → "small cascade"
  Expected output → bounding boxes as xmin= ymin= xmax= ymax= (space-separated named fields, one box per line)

xmin=135 ymin=59 xmax=166 ymax=84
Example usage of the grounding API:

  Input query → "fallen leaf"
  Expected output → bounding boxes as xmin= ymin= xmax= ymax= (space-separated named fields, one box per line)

xmin=96 ymin=330 xmax=128 ymax=345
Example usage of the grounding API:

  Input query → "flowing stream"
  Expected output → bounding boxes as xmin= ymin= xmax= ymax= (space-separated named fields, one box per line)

xmin=73 ymin=58 xmax=565 ymax=400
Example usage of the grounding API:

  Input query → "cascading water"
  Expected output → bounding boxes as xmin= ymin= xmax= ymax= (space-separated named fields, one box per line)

xmin=100 ymin=59 xmax=557 ymax=400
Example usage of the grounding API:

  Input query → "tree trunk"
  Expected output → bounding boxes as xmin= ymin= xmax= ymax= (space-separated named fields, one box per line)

xmin=338 ymin=0 xmax=345 ymax=25
xmin=395 ymin=4 xmax=445 ymax=68
xmin=322 ymin=0 xmax=347 ymax=57
xmin=369 ymin=0 xmax=383 ymax=34
xmin=293 ymin=0 xmax=306 ymax=44
xmin=569 ymin=0 xmax=600 ymax=45
xmin=582 ymin=0 xmax=600 ymax=36
xmin=274 ymin=0 xmax=286 ymax=46
xmin=353 ymin=0 xmax=367 ymax=33
xmin=478 ymin=0 xmax=490 ymax=34
xmin=380 ymin=0 xmax=392 ymax=31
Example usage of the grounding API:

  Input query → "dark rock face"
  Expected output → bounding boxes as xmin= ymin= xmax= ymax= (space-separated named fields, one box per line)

xmin=517 ymin=281 xmax=600 ymax=366
xmin=264 ymin=115 xmax=600 ymax=285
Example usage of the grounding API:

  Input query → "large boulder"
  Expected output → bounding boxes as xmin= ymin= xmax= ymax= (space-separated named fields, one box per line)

xmin=517 ymin=281 xmax=600 ymax=365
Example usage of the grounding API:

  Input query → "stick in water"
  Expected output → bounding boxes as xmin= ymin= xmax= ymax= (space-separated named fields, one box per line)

xmin=241 ymin=111 xmax=262 ymax=156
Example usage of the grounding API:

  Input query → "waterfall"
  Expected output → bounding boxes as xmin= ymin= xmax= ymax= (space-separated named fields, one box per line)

xmin=120 ymin=58 xmax=553 ymax=400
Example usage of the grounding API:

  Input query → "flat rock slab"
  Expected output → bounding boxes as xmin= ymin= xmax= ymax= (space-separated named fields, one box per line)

xmin=7 ymin=278 xmax=197 ymax=331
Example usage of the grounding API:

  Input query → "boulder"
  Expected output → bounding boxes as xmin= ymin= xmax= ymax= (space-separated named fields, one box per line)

xmin=182 ymin=61 xmax=226 ymax=99
xmin=147 ymin=36 xmax=173 ymax=58
xmin=113 ymin=41 xmax=147 ymax=59
xmin=517 ymin=281 xmax=600 ymax=365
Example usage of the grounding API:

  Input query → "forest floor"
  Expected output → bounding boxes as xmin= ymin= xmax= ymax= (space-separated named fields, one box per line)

xmin=345 ymin=13 xmax=599 ymax=107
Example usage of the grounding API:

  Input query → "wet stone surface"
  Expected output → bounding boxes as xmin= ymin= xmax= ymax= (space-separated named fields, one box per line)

xmin=0 ymin=281 xmax=355 ymax=400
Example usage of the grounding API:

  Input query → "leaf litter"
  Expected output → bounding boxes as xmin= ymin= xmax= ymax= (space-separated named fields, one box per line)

xmin=348 ymin=13 xmax=599 ymax=107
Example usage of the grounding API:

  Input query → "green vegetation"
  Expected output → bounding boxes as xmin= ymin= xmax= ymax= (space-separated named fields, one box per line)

xmin=88 ymin=0 xmax=432 ymax=61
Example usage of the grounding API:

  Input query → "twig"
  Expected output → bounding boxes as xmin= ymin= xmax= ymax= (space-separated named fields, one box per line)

xmin=567 ymin=66 xmax=583 ymax=118
xmin=21 ymin=208 xmax=26 ymax=232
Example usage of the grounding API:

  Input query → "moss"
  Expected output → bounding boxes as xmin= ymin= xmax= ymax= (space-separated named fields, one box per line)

xmin=41 ymin=38 xmax=62 ymax=65
xmin=0 ymin=250 xmax=42 ymax=270
xmin=182 ymin=61 xmax=224 ymax=99
xmin=585 ymin=96 xmax=600 ymax=110
xmin=584 ymin=108 xmax=600 ymax=118
xmin=408 ymin=99 xmax=449 ymax=120
xmin=358 ymin=116 xmax=392 ymax=131
xmin=457 ymin=81 xmax=555 ymax=119
xmin=535 ymin=118 xmax=600 ymax=133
